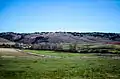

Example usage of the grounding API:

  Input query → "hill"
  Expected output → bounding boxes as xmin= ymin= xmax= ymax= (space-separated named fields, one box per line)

xmin=0 ymin=32 xmax=119 ymax=44
xmin=0 ymin=37 xmax=11 ymax=42
xmin=0 ymin=37 xmax=15 ymax=45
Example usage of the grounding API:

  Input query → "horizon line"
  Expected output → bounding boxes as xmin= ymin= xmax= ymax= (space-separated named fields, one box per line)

xmin=0 ymin=31 xmax=120 ymax=34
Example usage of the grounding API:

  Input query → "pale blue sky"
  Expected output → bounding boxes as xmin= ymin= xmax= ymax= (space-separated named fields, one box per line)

xmin=0 ymin=0 xmax=120 ymax=33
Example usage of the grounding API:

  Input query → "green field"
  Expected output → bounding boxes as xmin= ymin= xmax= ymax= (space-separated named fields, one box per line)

xmin=0 ymin=49 xmax=120 ymax=79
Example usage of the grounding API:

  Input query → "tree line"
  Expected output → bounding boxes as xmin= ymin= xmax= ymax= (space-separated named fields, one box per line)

xmin=1 ymin=42 xmax=119 ymax=53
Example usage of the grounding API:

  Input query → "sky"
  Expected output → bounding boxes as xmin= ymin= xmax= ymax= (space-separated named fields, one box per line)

xmin=0 ymin=0 xmax=120 ymax=33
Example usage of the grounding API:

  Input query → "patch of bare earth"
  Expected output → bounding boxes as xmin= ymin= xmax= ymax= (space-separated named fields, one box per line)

xmin=0 ymin=48 xmax=28 ymax=57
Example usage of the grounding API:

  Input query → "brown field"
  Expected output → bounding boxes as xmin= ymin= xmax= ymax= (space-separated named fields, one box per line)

xmin=0 ymin=48 xmax=27 ymax=56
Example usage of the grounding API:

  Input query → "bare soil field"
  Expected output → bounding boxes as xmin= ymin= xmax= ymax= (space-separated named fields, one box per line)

xmin=0 ymin=48 xmax=27 ymax=56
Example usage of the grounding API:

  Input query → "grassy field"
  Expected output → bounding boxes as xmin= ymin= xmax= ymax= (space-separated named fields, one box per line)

xmin=0 ymin=49 xmax=120 ymax=79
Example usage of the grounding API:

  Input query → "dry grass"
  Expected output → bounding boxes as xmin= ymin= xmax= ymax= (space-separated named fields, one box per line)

xmin=0 ymin=48 xmax=27 ymax=56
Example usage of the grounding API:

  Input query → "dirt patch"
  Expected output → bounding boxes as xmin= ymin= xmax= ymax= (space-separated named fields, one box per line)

xmin=0 ymin=48 xmax=28 ymax=56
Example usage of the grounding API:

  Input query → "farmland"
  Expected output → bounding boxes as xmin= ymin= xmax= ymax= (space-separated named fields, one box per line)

xmin=0 ymin=48 xmax=28 ymax=56
xmin=0 ymin=48 xmax=120 ymax=79
xmin=0 ymin=0 xmax=120 ymax=78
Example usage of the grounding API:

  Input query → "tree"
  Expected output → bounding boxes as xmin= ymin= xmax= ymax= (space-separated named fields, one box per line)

xmin=69 ymin=42 xmax=77 ymax=52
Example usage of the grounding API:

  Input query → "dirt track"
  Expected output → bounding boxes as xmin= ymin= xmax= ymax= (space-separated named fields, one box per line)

xmin=0 ymin=48 xmax=47 ymax=59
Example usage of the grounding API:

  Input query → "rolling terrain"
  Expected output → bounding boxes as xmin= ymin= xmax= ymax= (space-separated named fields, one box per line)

xmin=0 ymin=32 xmax=119 ymax=44
xmin=0 ymin=37 xmax=15 ymax=45
xmin=0 ymin=48 xmax=120 ymax=79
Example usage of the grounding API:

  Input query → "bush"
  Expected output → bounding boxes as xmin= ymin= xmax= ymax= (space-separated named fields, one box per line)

xmin=77 ymin=48 xmax=109 ymax=53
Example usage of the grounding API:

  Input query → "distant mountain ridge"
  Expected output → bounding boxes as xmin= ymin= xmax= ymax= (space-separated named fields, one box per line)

xmin=0 ymin=32 xmax=120 ymax=44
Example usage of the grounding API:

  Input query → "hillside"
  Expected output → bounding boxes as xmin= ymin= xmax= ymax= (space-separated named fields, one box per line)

xmin=0 ymin=37 xmax=10 ymax=42
xmin=0 ymin=37 xmax=15 ymax=45
xmin=0 ymin=32 xmax=119 ymax=44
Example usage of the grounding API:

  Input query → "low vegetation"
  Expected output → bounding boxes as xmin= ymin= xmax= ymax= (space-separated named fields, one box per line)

xmin=1 ymin=42 xmax=120 ymax=54
xmin=0 ymin=49 xmax=120 ymax=79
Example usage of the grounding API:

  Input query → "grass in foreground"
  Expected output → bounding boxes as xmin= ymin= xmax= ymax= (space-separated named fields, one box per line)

xmin=0 ymin=50 xmax=120 ymax=79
